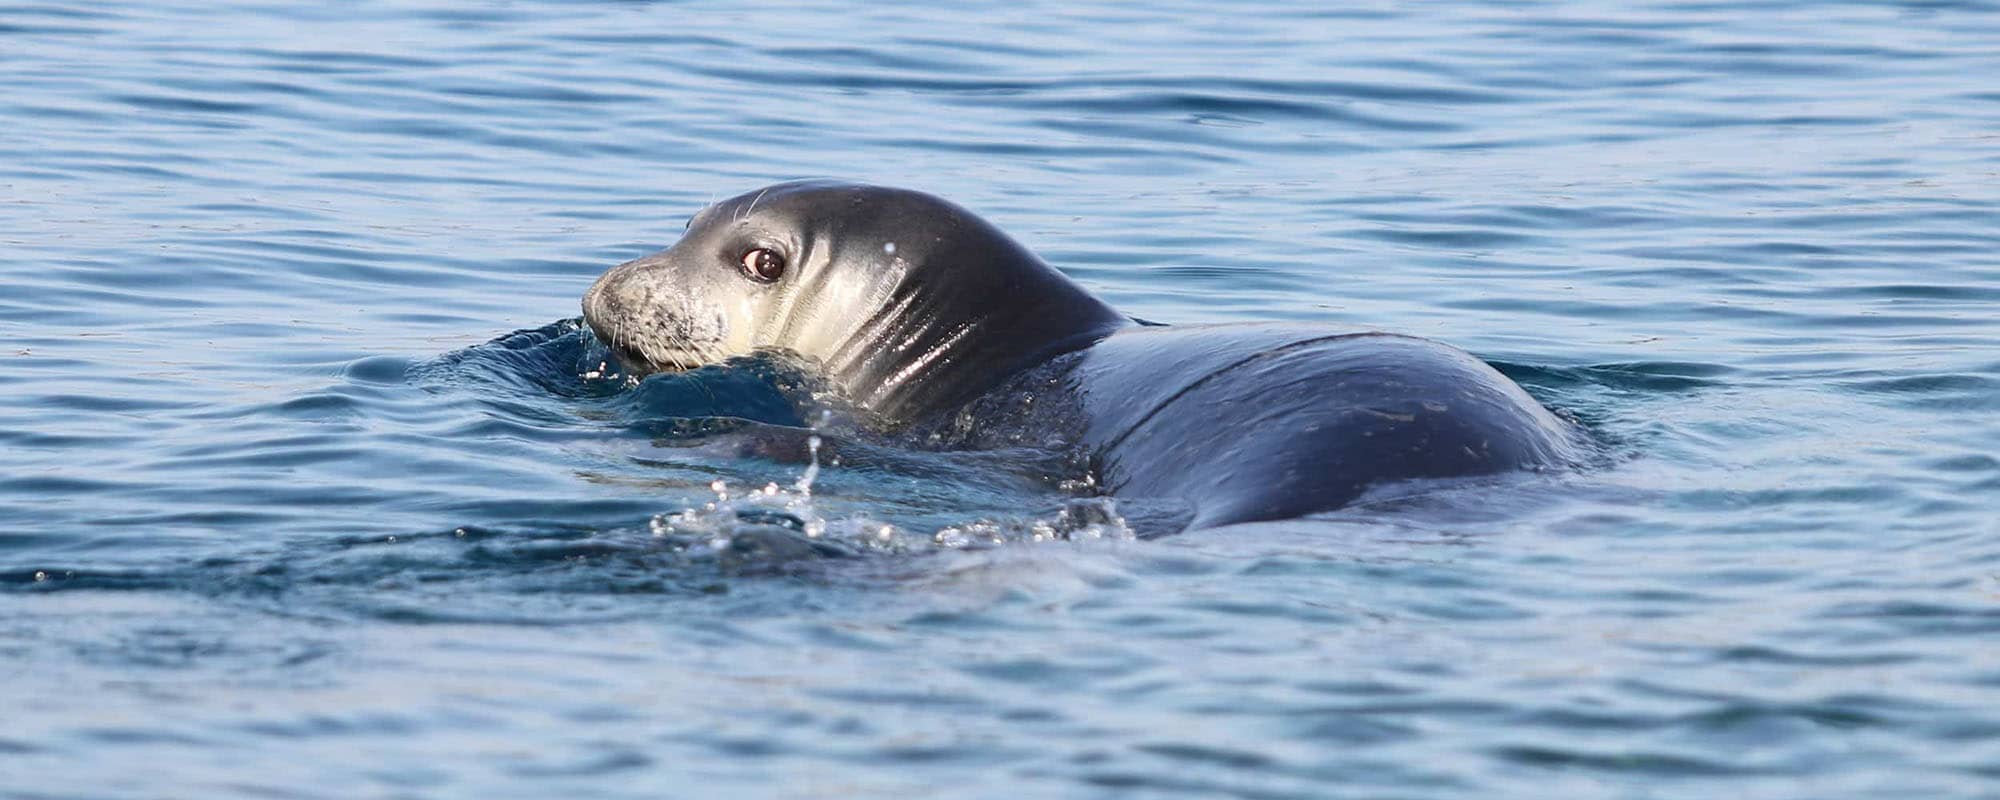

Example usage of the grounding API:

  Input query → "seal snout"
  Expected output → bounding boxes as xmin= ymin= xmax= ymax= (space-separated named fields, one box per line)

xmin=580 ymin=254 xmax=731 ymax=375
xmin=580 ymin=266 xmax=630 ymax=352
xmin=581 ymin=260 xmax=661 ymax=372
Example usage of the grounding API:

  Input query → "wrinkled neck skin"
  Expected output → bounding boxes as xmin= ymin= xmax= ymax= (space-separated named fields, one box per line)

xmin=802 ymin=228 xmax=1129 ymax=427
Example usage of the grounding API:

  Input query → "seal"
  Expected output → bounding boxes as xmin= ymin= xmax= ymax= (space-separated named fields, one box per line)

xmin=583 ymin=181 xmax=1584 ymax=530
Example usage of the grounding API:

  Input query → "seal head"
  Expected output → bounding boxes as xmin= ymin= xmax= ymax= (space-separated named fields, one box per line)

xmin=583 ymin=181 xmax=1130 ymax=423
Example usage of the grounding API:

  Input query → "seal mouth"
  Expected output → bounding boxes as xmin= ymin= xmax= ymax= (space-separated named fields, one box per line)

xmin=604 ymin=339 xmax=681 ymax=374
xmin=582 ymin=280 xmax=728 ymax=376
xmin=623 ymin=346 xmax=710 ymax=374
xmin=587 ymin=321 xmax=713 ymax=375
xmin=580 ymin=312 xmax=688 ymax=376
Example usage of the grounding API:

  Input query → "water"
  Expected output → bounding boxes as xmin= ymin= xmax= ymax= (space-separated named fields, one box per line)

xmin=4 ymin=0 xmax=1999 ymax=796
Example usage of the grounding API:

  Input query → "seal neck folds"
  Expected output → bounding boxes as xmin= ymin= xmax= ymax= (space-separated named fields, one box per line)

xmin=815 ymin=203 xmax=1129 ymax=423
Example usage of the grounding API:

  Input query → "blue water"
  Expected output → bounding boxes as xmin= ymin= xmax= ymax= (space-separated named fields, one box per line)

xmin=4 ymin=0 xmax=1999 ymax=796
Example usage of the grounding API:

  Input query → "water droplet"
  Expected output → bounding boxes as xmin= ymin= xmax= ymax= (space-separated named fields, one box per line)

xmin=795 ymin=434 xmax=822 ymax=495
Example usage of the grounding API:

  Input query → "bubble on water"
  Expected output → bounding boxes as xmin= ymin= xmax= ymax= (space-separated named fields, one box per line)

xmin=1058 ymin=472 xmax=1099 ymax=494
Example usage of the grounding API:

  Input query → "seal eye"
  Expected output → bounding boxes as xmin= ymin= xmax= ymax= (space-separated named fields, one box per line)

xmin=740 ymin=248 xmax=786 ymax=283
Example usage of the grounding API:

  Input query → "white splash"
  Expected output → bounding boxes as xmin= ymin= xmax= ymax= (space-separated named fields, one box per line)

xmin=645 ymin=408 xmax=1134 ymax=564
xmin=932 ymin=498 xmax=1133 ymax=549
xmin=794 ymin=409 xmax=832 ymax=496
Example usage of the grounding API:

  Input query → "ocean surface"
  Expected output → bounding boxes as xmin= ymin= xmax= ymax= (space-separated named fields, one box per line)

xmin=4 ymin=0 xmax=1999 ymax=797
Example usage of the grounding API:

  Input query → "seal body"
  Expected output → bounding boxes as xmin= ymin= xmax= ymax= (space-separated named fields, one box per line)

xmin=583 ymin=181 xmax=1583 ymax=530
xmin=1069 ymin=325 xmax=1579 ymax=528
